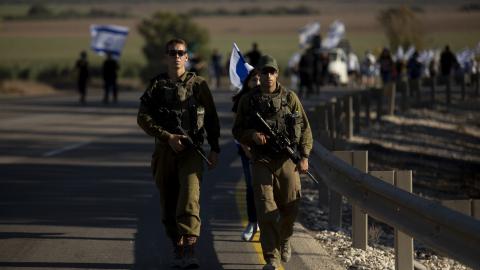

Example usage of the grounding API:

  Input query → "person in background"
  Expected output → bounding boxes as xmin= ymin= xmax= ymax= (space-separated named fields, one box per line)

xmin=210 ymin=48 xmax=223 ymax=90
xmin=378 ymin=48 xmax=396 ymax=86
xmin=74 ymin=51 xmax=89 ymax=105
xmin=246 ymin=42 xmax=262 ymax=68
xmin=361 ymin=50 xmax=376 ymax=88
xmin=102 ymin=52 xmax=119 ymax=104
xmin=232 ymin=69 xmax=261 ymax=241
xmin=440 ymin=45 xmax=459 ymax=102
xmin=407 ymin=51 xmax=423 ymax=99
xmin=347 ymin=50 xmax=360 ymax=88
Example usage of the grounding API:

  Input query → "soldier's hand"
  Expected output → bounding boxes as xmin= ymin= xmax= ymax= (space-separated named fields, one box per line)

xmin=296 ymin=157 xmax=309 ymax=174
xmin=207 ymin=151 xmax=218 ymax=170
xmin=168 ymin=134 xmax=188 ymax=153
xmin=252 ymin=132 xmax=268 ymax=145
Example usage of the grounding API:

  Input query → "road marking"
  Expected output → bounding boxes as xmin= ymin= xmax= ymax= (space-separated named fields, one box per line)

xmin=235 ymin=177 xmax=285 ymax=270
xmin=43 ymin=141 xmax=91 ymax=157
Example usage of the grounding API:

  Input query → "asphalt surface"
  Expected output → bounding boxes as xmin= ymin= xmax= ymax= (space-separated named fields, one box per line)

xmin=0 ymin=87 xmax=344 ymax=270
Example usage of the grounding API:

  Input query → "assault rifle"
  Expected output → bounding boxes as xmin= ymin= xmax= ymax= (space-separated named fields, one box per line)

xmin=172 ymin=113 xmax=212 ymax=166
xmin=255 ymin=112 xmax=319 ymax=185
xmin=140 ymin=95 xmax=211 ymax=166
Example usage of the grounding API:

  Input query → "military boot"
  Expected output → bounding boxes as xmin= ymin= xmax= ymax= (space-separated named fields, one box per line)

xmin=280 ymin=239 xmax=291 ymax=263
xmin=170 ymin=237 xmax=184 ymax=268
xmin=182 ymin=235 xmax=199 ymax=269
xmin=262 ymin=260 xmax=280 ymax=270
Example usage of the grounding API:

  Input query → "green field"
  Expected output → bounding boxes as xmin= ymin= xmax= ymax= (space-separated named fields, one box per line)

xmin=1 ymin=31 xmax=478 ymax=74
xmin=1 ymin=1 xmax=479 ymax=81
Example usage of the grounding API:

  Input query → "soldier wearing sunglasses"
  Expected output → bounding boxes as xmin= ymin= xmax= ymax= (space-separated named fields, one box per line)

xmin=137 ymin=38 xmax=220 ymax=269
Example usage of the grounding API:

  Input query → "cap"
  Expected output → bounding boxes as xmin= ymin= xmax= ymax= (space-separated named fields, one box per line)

xmin=258 ymin=54 xmax=279 ymax=72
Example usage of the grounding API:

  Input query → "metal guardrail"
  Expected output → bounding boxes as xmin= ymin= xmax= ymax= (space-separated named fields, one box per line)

xmin=310 ymin=140 xmax=480 ymax=269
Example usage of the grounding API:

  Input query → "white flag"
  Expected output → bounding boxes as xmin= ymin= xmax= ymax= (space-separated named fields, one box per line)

xmin=395 ymin=46 xmax=404 ymax=61
xmin=322 ymin=20 xmax=345 ymax=49
xmin=229 ymin=43 xmax=254 ymax=90
xmin=298 ymin=22 xmax=320 ymax=48
xmin=456 ymin=48 xmax=475 ymax=68
xmin=90 ymin=24 xmax=129 ymax=58
xmin=404 ymin=45 xmax=416 ymax=61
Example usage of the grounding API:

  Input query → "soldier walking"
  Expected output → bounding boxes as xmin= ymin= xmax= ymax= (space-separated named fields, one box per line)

xmin=137 ymin=38 xmax=220 ymax=269
xmin=232 ymin=55 xmax=313 ymax=270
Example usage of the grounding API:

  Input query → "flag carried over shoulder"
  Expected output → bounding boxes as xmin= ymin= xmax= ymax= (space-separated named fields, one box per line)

xmin=229 ymin=43 xmax=254 ymax=90
xmin=90 ymin=24 xmax=129 ymax=58
xmin=322 ymin=20 xmax=345 ymax=50
xmin=298 ymin=22 xmax=320 ymax=48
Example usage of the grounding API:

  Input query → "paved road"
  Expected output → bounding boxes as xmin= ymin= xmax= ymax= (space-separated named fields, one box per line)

xmin=0 ymin=88 xmax=343 ymax=270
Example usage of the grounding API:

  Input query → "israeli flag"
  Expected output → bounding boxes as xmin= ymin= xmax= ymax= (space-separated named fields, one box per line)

xmin=322 ymin=20 xmax=345 ymax=49
xmin=298 ymin=22 xmax=320 ymax=48
xmin=90 ymin=24 xmax=129 ymax=58
xmin=395 ymin=46 xmax=404 ymax=61
xmin=229 ymin=43 xmax=254 ymax=90
xmin=456 ymin=48 xmax=475 ymax=69
xmin=404 ymin=45 xmax=416 ymax=60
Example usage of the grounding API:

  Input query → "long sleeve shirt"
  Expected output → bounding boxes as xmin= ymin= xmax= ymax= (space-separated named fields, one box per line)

xmin=137 ymin=72 xmax=220 ymax=153
xmin=232 ymin=83 xmax=312 ymax=159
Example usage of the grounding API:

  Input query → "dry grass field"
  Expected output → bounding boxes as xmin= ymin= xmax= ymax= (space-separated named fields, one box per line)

xmin=0 ymin=0 xmax=479 ymax=73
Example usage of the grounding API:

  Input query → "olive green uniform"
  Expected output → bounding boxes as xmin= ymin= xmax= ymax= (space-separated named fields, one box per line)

xmin=232 ymin=83 xmax=313 ymax=265
xmin=137 ymin=72 xmax=220 ymax=242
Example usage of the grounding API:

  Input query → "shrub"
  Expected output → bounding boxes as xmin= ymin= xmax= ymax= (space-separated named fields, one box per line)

xmin=27 ymin=3 xmax=52 ymax=18
xmin=137 ymin=11 xmax=210 ymax=82
xmin=0 ymin=67 xmax=13 ymax=81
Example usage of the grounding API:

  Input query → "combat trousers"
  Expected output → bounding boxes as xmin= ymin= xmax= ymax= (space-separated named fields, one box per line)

xmin=252 ymin=156 xmax=301 ymax=265
xmin=151 ymin=143 xmax=204 ymax=242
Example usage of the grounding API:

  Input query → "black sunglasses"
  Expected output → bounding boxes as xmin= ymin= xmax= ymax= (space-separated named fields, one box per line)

xmin=167 ymin=50 xmax=186 ymax=57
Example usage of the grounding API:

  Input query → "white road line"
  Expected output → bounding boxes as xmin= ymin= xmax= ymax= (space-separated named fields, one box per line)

xmin=43 ymin=141 xmax=91 ymax=157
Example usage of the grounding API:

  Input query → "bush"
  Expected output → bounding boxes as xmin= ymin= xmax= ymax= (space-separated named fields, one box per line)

xmin=460 ymin=3 xmax=480 ymax=12
xmin=17 ymin=67 xmax=31 ymax=80
xmin=120 ymin=62 xmax=141 ymax=78
xmin=34 ymin=64 xmax=76 ymax=88
xmin=0 ymin=67 xmax=13 ymax=81
xmin=27 ymin=3 xmax=52 ymax=18
xmin=138 ymin=11 xmax=210 ymax=82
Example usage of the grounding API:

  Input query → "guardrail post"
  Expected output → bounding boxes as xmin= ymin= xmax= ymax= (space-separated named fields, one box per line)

xmin=375 ymin=88 xmax=383 ymax=122
xmin=399 ymin=78 xmax=408 ymax=112
xmin=334 ymin=99 xmax=343 ymax=137
xmin=445 ymin=75 xmax=452 ymax=105
xmin=473 ymin=200 xmax=480 ymax=220
xmin=363 ymin=91 xmax=371 ymax=127
xmin=441 ymin=200 xmax=472 ymax=216
xmin=352 ymin=151 xmax=368 ymax=250
xmin=330 ymin=151 xmax=352 ymax=230
xmin=395 ymin=171 xmax=414 ymax=270
xmin=327 ymin=102 xmax=336 ymax=140
xmin=318 ymin=105 xmax=328 ymax=131
xmin=353 ymin=94 xmax=361 ymax=134
xmin=474 ymin=73 xmax=480 ymax=97
xmin=430 ymin=76 xmax=436 ymax=106
xmin=344 ymin=95 xmax=353 ymax=139
xmin=385 ymin=82 xmax=396 ymax=115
